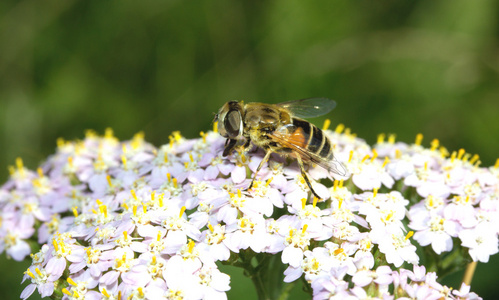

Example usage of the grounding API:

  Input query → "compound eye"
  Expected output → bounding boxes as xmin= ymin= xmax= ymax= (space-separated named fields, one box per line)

xmin=224 ymin=110 xmax=242 ymax=138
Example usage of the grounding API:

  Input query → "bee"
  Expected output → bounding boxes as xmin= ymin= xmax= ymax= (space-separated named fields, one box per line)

xmin=214 ymin=98 xmax=347 ymax=198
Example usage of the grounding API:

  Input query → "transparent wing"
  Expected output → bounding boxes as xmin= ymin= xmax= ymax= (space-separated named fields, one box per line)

xmin=276 ymin=98 xmax=337 ymax=119
xmin=269 ymin=129 xmax=348 ymax=177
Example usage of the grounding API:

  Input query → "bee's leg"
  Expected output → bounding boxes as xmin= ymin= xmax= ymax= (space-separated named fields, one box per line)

xmin=242 ymin=139 xmax=253 ymax=152
xmin=223 ymin=139 xmax=238 ymax=157
xmin=295 ymin=155 xmax=321 ymax=199
xmin=248 ymin=149 xmax=272 ymax=190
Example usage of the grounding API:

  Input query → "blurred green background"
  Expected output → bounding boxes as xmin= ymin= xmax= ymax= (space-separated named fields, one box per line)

xmin=1 ymin=0 xmax=499 ymax=299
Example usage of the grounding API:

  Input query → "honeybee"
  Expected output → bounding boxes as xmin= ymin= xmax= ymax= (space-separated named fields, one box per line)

xmin=214 ymin=98 xmax=347 ymax=198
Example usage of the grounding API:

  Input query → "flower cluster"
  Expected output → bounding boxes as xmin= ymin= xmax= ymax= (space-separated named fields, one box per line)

xmin=0 ymin=122 xmax=497 ymax=299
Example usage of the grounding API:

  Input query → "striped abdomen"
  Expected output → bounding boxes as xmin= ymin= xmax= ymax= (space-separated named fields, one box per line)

xmin=291 ymin=118 xmax=334 ymax=160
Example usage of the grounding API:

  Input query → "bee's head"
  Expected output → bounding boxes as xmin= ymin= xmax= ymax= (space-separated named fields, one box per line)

xmin=214 ymin=101 xmax=244 ymax=139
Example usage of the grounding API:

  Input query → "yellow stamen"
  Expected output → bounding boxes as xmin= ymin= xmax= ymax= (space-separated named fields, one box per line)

xmin=405 ymin=231 xmax=414 ymax=240
xmin=123 ymin=231 xmax=128 ymax=242
xmin=382 ymin=157 xmax=390 ymax=168
xmin=463 ymin=153 xmax=471 ymax=162
xmin=122 ymin=203 xmax=129 ymax=210
xmin=133 ymin=205 xmax=137 ymax=216
xmin=189 ymin=153 xmax=194 ymax=162
xmin=200 ymin=131 xmax=206 ymax=143
xmin=495 ymin=158 xmax=499 ymax=169
xmin=157 ymin=231 xmax=161 ymax=242
xmin=167 ymin=173 xmax=172 ymax=182
xmin=173 ymin=178 xmax=178 ymax=188
xmin=131 ymin=190 xmax=137 ymax=200
xmin=106 ymin=175 xmax=113 ymax=187
xmin=440 ymin=146 xmax=449 ymax=158
xmin=430 ymin=139 xmax=439 ymax=151
xmin=450 ymin=151 xmax=457 ymax=163
xmin=158 ymin=193 xmax=164 ymax=207
xmin=266 ymin=177 xmax=273 ymax=187
xmin=151 ymin=191 xmax=156 ymax=201
xmin=188 ymin=240 xmax=195 ymax=253
xmin=8 ymin=165 xmax=15 ymax=175
xmin=102 ymin=288 xmax=110 ymax=298
xmin=208 ymin=223 xmax=214 ymax=232
xmin=67 ymin=156 xmax=74 ymax=168
xmin=25 ymin=269 xmax=35 ymax=279
xmin=179 ymin=206 xmax=186 ymax=218
xmin=16 ymin=157 xmax=24 ymax=170
xmin=339 ymin=179 xmax=344 ymax=188
xmin=322 ymin=119 xmax=331 ymax=131
xmin=457 ymin=148 xmax=465 ymax=160
xmin=348 ymin=150 xmax=354 ymax=163
xmin=335 ymin=123 xmax=345 ymax=134
xmin=104 ymin=128 xmax=114 ymax=139
xmin=67 ymin=277 xmax=77 ymax=286
xmin=302 ymin=224 xmax=308 ymax=233
xmin=138 ymin=287 xmax=144 ymax=297
xmin=72 ymin=207 xmax=78 ymax=218
xmin=152 ymin=256 xmax=157 ymax=264
xmin=415 ymin=133 xmax=423 ymax=146
xmin=333 ymin=180 xmax=338 ymax=191
xmin=370 ymin=149 xmax=378 ymax=162
xmin=37 ymin=167 xmax=44 ymax=177
xmin=313 ymin=197 xmax=318 ymax=208
xmin=237 ymin=189 xmax=242 ymax=198
xmin=301 ymin=198 xmax=307 ymax=210
xmin=142 ymin=203 xmax=147 ymax=214
xmin=57 ymin=137 xmax=65 ymax=148
xmin=121 ymin=155 xmax=127 ymax=168
xmin=52 ymin=239 xmax=59 ymax=252
xmin=388 ymin=134 xmax=396 ymax=144
xmin=333 ymin=248 xmax=344 ymax=256
xmin=338 ymin=198 xmax=343 ymax=209
xmin=213 ymin=121 xmax=218 ymax=133
xmin=373 ymin=188 xmax=378 ymax=198
xmin=361 ymin=155 xmax=370 ymax=163
xmin=96 ymin=199 xmax=103 ymax=205
xmin=377 ymin=133 xmax=385 ymax=144
xmin=164 ymin=152 xmax=169 ymax=163
xmin=184 ymin=162 xmax=189 ymax=168
xmin=35 ymin=267 xmax=43 ymax=277
xmin=62 ymin=288 xmax=71 ymax=296
xmin=92 ymin=208 xmax=98 ymax=214
xmin=122 ymin=144 xmax=127 ymax=155
xmin=395 ymin=149 xmax=402 ymax=159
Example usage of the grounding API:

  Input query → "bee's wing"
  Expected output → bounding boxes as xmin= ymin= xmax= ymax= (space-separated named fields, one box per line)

xmin=276 ymin=98 xmax=337 ymax=119
xmin=269 ymin=127 xmax=348 ymax=177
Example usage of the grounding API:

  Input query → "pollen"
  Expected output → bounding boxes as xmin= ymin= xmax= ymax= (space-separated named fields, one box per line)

xmin=179 ymin=206 xmax=186 ymax=218
xmin=301 ymin=198 xmax=307 ymax=210
xmin=348 ymin=150 xmax=354 ymax=163
xmin=370 ymin=149 xmax=378 ymax=162
xmin=388 ymin=134 xmax=396 ymax=144
xmin=322 ymin=119 xmax=331 ymax=131
xmin=377 ymin=133 xmax=385 ymax=144
xmin=361 ymin=154 xmax=370 ymax=163
xmin=382 ymin=157 xmax=390 ymax=168
xmin=457 ymin=148 xmax=465 ymax=160
xmin=72 ymin=207 xmax=78 ymax=218
xmin=213 ymin=121 xmax=218 ymax=133
xmin=430 ymin=139 xmax=439 ymax=151
xmin=67 ymin=277 xmax=77 ymax=286
xmin=131 ymin=189 xmax=138 ymax=201
xmin=415 ymin=133 xmax=423 ymax=146
xmin=106 ymin=175 xmax=113 ymax=187
xmin=405 ymin=231 xmax=414 ymax=240
xmin=335 ymin=123 xmax=345 ymax=134
xmin=302 ymin=224 xmax=308 ymax=233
